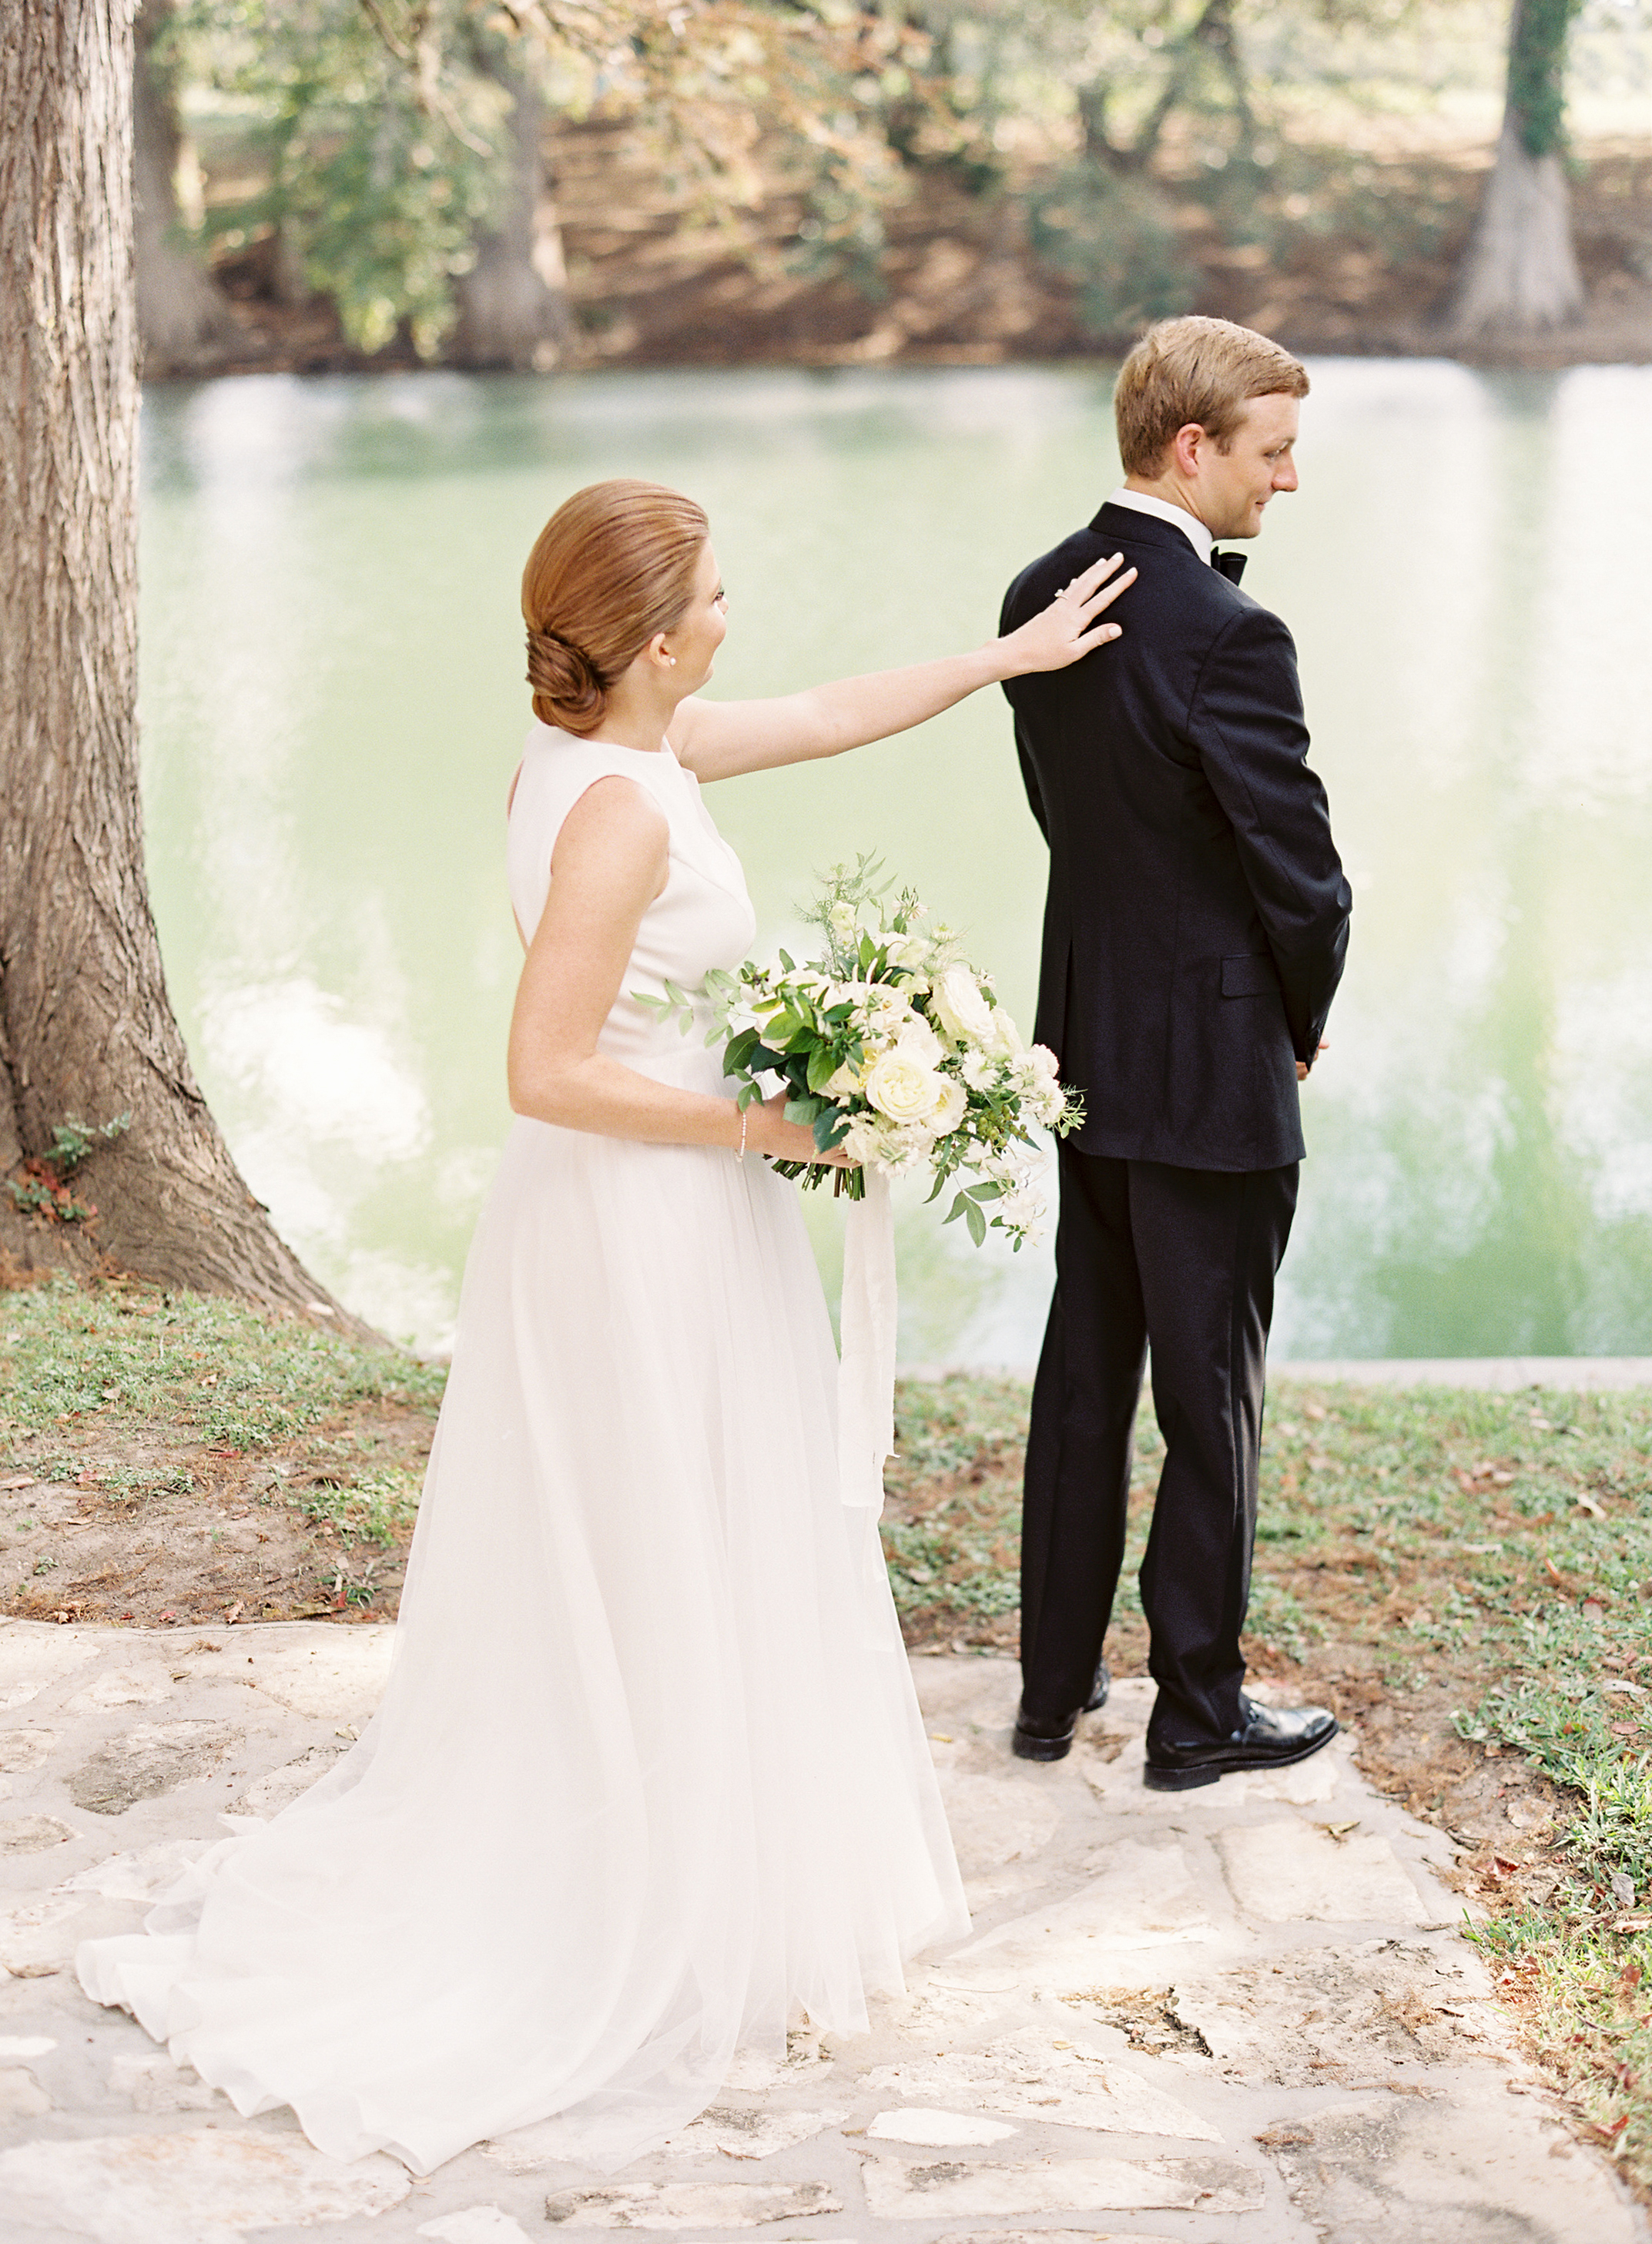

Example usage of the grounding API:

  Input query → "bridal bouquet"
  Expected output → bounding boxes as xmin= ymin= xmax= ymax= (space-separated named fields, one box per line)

xmin=650 ymin=858 xmax=1083 ymax=1250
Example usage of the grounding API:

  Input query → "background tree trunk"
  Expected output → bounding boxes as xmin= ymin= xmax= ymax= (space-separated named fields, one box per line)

xmin=1448 ymin=0 xmax=1585 ymax=337
xmin=133 ymin=0 xmax=237 ymax=375
xmin=451 ymin=62 xmax=571 ymax=371
xmin=0 ymin=0 xmax=359 ymax=1328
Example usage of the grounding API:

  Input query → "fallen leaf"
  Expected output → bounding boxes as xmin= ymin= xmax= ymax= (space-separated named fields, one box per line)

xmin=1490 ymin=1469 xmax=1516 ymax=1485
xmin=224 ymin=1600 xmax=244 ymax=1623
xmin=1575 ymin=1494 xmax=1607 ymax=1520
xmin=199 ymin=1373 xmax=218 ymax=1387
xmin=1255 ymin=2122 xmax=1312 ymax=2145
xmin=0 ymin=1474 xmax=35 ymax=1491
xmin=1545 ymin=1558 xmax=1564 ymax=1583
xmin=1303 ymin=1402 xmax=1327 ymax=1421
xmin=1319 ymin=1819 xmax=1361 ymax=1840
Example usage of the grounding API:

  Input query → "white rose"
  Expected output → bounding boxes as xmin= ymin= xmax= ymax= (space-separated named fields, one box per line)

xmin=930 ymin=965 xmax=996 ymax=1047
xmin=863 ymin=1047 xmax=946 ymax=1129
xmin=825 ymin=1057 xmax=863 ymax=1098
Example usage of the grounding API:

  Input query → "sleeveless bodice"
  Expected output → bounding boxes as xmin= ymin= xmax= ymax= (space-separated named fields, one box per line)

xmin=507 ymin=722 xmax=756 ymax=1094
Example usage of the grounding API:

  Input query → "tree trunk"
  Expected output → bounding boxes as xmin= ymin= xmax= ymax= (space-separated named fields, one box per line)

xmin=0 ymin=0 xmax=360 ymax=1328
xmin=1447 ymin=0 xmax=1585 ymax=337
xmin=133 ymin=0 xmax=237 ymax=375
xmin=451 ymin=62 xmax=571 ymax=371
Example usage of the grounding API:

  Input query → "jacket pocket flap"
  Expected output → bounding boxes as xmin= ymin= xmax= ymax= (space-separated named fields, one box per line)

xmin=1221 ymin=953 xmax=1278 ymax=998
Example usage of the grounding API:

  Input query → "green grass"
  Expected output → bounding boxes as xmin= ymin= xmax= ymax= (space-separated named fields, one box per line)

xmin=297 ymin=1458 xmax=426 ymax=1549
xmin=0 ymin=1276 xmax=445 ymax=1450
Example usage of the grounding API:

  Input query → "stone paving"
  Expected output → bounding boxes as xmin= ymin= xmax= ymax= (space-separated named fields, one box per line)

xmin=0 ymin=1616 xmax=1644 ymax=2244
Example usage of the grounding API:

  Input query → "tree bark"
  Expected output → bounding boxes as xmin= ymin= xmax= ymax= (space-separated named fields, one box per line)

xmin=0 ymin=0 xmax=359 ymax=1328
xmin=133 ymin=0 xmax=237 ymax=375
xmin=1447 ymin=0 xmax=1585 ymax=337
xmin=451 ymin=60 xmax=571 ymax=371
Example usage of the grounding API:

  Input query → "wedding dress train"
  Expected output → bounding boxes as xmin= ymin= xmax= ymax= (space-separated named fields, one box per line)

xmin=78 ymin=722 xmax=969 ymax=2173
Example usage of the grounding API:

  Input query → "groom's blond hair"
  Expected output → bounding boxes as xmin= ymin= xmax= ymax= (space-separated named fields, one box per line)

xmin=1115 ymin=317 xmax=1309 ymax=477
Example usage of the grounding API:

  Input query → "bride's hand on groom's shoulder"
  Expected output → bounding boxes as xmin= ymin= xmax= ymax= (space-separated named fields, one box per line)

xmin=1001 ymin=552 xmax=1137 ymax=676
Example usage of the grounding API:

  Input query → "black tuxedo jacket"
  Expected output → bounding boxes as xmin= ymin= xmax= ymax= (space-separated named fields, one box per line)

xmin=1000 ymin=501 xmax=1352 ymax=1172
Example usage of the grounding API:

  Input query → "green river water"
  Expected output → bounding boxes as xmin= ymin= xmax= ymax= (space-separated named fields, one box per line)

xmin=138 ymin=361 xmax=1652 ymax=1361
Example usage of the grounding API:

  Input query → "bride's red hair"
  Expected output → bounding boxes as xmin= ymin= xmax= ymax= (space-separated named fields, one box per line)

xmin=521 ymin=479 xmax=709 ymax=735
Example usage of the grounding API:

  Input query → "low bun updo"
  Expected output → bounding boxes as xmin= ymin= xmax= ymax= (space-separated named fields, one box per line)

xmin=521 ymin=478 xmax=710 ymax=736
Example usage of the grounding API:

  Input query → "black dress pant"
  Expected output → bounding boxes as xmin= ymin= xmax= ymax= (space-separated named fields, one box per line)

xmin=1020 ymin=1146 xmax=1298 ymax=1747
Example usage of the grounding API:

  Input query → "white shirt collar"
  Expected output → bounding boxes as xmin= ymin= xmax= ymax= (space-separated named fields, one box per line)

xmin=1106 ymin=486 xmax=1214 ymax=565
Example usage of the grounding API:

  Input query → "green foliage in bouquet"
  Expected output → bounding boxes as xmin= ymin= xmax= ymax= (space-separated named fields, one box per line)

xmin=640 ymin=858 xmax=1083 ymax=1247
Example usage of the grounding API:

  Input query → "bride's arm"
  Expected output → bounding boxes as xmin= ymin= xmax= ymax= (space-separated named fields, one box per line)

xmin=507 ymin=776 xmax=829 ymax=1162
xmin=672 ymin=551 xmax=1134 ymax=784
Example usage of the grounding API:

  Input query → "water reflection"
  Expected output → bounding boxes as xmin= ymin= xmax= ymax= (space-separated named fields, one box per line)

xmin=137 ymin=362 xmax=1652 ymax=1357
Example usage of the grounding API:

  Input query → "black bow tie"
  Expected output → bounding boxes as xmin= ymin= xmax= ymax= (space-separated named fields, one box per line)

xmin=1211 ymin=550 xmax=1246 ymax=584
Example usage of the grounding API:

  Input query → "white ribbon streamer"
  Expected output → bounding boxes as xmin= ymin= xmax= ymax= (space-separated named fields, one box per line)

xmin=837 ymin=1168 xmax=897 ymax=1515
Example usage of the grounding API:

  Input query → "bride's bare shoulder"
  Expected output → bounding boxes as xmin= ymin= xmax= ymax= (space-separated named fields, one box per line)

xmin=552 ymin=770 xmax=668 ymax=866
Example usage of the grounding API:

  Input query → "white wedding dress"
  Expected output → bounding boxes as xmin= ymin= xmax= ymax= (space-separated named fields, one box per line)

xmin=78 ymin=722 xmax=968 ymax=2174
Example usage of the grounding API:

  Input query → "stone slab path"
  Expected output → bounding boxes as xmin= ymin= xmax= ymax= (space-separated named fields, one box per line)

xmin=0 ymin=1618 xmax=1644 ymax=2244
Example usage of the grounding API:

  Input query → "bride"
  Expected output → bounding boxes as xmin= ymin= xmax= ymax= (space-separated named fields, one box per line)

xmin=79 ymin=478 xmax=1134 ymax=2175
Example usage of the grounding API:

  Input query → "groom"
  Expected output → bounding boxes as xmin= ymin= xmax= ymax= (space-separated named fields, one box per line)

xmin=1000 ymin=317 xmax=1352 ymax=1788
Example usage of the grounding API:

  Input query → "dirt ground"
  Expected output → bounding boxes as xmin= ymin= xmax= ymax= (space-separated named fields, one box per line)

xmin=1 ymin=1395 xmax=429 ymax=1630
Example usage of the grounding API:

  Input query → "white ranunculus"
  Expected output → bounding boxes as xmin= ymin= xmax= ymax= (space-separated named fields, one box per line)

xmin=1000 ymin=1184 xmax=1048 ymax=1241
xmin=894 ymin=1016 xmax=943 ymax=1070
xmin=863 ymin=1047 xmax=946 ymax=1128
xmin=859 ymin=985 xmax=913 ymax=1037
xmin=1032 ymin=1081 xmax=1067 ymax=1126
xmin=990 ymin=1006 xmax=1027 ymax=1061
xmin=881 ymin=1125 xmax=937 ymax=1175
xmin=926 ymin=1074 xmax=967 ymax=1135
xmin=842 ymin=1114 xmax=887 ymax=1165
xmin=930 ymin=965 xmax=997 ymax=1047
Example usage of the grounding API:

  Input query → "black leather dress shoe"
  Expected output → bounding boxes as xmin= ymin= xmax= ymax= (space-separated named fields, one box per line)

xmin=1013 ymin=1656 xmax=1111 ymax=1762
xmin=1011 ymin=1700 xmax=1077 ymax=1762
xmin=1144 ymin=1700 xmax=1338 ymax=1792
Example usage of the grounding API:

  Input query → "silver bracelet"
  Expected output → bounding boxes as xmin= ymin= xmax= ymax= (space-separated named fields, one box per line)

xmin=736 ymin=1105 xmax=748 ymax=1164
